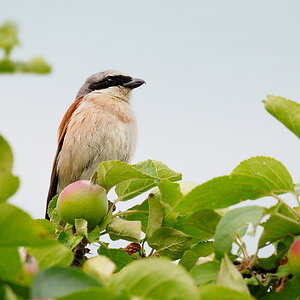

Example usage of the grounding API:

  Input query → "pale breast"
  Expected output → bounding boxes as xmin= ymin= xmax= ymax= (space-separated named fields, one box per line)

xmin=56 ymin=93 xmax=137 ymax=192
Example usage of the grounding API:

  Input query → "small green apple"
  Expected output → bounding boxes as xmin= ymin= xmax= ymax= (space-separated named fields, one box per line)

xmin=57 ymin=180 xmax=108 ymax=229
xmin=288 ymin=237 xmax=300 ymax=280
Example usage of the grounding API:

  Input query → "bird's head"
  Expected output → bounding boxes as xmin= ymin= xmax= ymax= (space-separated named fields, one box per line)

xmin=76 ymin=70 xmax=145 ymax=100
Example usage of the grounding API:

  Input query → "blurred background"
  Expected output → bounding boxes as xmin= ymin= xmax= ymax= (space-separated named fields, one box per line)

xmin=0 ymin=0 xmax=299 ymax=234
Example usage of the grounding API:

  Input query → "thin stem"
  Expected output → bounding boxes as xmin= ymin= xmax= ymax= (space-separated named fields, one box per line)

xmin=270 ymin=193 xmax=300 ymax=220
xmin=249 ymin=249 xmax=258 ymax=269
xmin=236 ymin=234 xmax=249 ymax=260
xmin=114 ymin=210 xmax=148 ymax=217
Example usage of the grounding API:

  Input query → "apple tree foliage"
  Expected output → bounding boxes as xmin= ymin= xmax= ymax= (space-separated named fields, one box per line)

xmin=0 ymin=95 xmax=300 ymax=299
xmin=0 ymin=21 xmax=51 ymax=74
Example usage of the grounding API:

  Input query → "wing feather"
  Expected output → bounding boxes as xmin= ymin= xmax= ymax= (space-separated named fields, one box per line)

xmin=45 ymin=97 xmax=83 ymax=219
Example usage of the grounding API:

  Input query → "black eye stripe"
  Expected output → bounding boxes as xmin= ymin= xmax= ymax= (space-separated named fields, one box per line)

xmin=89 ymin=75 xmax=132 ymax=91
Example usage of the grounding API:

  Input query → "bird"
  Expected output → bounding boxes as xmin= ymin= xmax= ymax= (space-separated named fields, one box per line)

xmin=45 ymin=70 xmax=145 ymax=219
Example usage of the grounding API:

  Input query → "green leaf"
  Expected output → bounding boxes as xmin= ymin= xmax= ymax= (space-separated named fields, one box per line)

xmin=198 ymin=285 xmax=254 ymax=300
xmin=33 ymin=219 xmax=55 ymax=235
xmin=69 ymin=235 xmax=84 ymax=250
xmin=260 ymin=278 xmax=300 ymax=299
xmin=0 ymin=135 xmax=13 ymax=172
xmin=0 ymin=59 xmax=16 ymax=73
xmin=75 ymin=219 xmax=88 ymax=238
xmin=98 ymin=207 xmax=113 ymax=232
xmin=116 ymin=170 xmax=182 ymax=202
xmin=157 ymin=179 xmax=183 ymax=207
xmin=237 ymin=224 xmax=249 ymax=237
xmin=0 ymin=22 xmax=19 ymax=52
xmin=99 ymin=160 xmax=181 ymax=201
xmin=22 ymin=56 xmax=51 ymax=74
xmin=259 ymin=213 xmax=300 ymax=247
xmin=0 ymin=248 xmax=22 ymax=283
xmin=146 ymin=193 xmax=163 ymax=238
xmin=162 ymin=209 xmax=182 ymax=230
xmin=257 ymin=236 xmax=293 ymax=272
xmin=276 ymin=235 xmax=294 ymax=259
xmin=106 ymin=218 xmax=141 ymax=242
xmin=47 ymin=195 xmax=58 ymax=219
xmin=57 ymin=229 xmax=73 ymax=248
xmin=0 ymin=279 xmax=30 ymax=299
xmin=232 ymin=156 xmax=294 ymax=194
xmin=277 ymin=263 xmax=291 ymax=277
xmin=155 ymin=181 xmax=199 ymax=212
xmin=264 ymin=95 xmax=300 ymax=139
xmin=115 ymin=178 xmax=156 ymax=201
xmin=0 ymin=203 xmax=55 ymax=247
xmin=110 ymin=258 xmax=199 ymax=300
xmin=217 ymin=254 xmax=250 ymax=295
xmin=214 ymin=206 xmax=264 ymax=259
xmin=87 ymin=225 xmax=101 ymax=243
xmin=147 ymin=227 xmax=192 ymax=260
xmin=123 ymin=199 xmax=149 ymax=233
xmin=0 ymin=284 xmax=18 ymax=300
xmin=257 ymin=254 xmax=278 ymax=271
xmin=57 ymin=287 xmax=114 ymax=300
xmin=98 ymin=160 xmax=154 ymax=192
xmin=174 ymin=157 xmax=294 ymax=214
xmin=174 ymin=174 xmax=270 ymax=213
xmin=190 ymin=261 xmax=220 ymax=286
xmin=32 ymin=266 xmax=104 ymax=299
xmin=83 ymin=256 xmax=115 ymax=283
xmin=179 ymin=241 xmax=214 ymax=270
xmin=26 ymin=243 xmax=72 ymax=269
xmin=98 ymin=243 xmax=133 ymax=273
xmin=133 ymin=159 xmax=182 ymax=181
xmin=0 ymin=171 xmax=19 ymax=202
xmin=277 ymin=202 xmax=299 ymax=220
xmin=183 ymin=209 xmax=221 ymax=243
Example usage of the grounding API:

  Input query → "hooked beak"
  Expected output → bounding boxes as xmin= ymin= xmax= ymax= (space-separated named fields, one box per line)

xmin=122 ymin=78 xmax=146 ymax=89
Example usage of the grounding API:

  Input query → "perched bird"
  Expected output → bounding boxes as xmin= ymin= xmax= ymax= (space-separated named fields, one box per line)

xmin=45 ymin=70 xmax=145 ymax=219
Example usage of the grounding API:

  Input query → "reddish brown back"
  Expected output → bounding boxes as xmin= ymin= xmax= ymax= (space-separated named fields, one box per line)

xmin=45 ymin=97 xmax=83 ymax=219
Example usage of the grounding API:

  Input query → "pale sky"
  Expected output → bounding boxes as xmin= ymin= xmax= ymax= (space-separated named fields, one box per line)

xmin=1 ymin=0 xmax=300 ymax=239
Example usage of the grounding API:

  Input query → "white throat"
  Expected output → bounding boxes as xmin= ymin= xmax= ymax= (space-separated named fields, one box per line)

xmin=91 ymin=86 xmax=132 ymax=103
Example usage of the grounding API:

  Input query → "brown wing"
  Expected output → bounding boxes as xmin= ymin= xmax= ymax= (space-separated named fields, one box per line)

xmin=45 ymin=97 xmax=83 ymax=219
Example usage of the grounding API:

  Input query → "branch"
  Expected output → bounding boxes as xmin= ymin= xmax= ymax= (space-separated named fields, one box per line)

xmin=70 ymin=237 xmax=89 ymax=268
